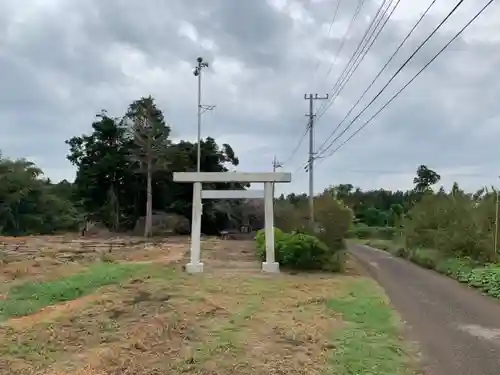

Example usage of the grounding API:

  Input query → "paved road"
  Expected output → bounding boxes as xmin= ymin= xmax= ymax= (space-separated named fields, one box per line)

xmin=350 ymin=243 xmax=500 ymax=375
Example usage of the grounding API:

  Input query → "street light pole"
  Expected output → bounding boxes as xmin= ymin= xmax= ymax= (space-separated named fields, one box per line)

xmin=495 ymin=176 xmax=499 ymax=256
xmin=193 ymin=57 xmax=209 ymax=173
xmin=272 ymin=155 xmax=283 ymax=198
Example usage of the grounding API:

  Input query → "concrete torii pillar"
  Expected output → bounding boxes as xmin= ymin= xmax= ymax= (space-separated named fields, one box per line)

xmin=173 ymin=171 xmax=292 ymax=273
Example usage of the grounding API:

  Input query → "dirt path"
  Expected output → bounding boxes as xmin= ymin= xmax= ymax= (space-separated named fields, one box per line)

xmin=199 ymin=238 xmax=262 ymax=274
xmin=350 ymin=243 xmax=500 ymax=375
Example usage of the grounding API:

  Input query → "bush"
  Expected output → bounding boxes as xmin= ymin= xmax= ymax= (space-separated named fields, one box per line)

xmin=255 ymin=227 xmax=284 ymax=260
xmin=394 ymin=246 xmax=410 ymax=258
xmin=272 ymin=193 xmax=353 ymax=271
xmin=347 ymin=226 xmax=401 ymax=240
xmin=434 ymin=257 xmax=474 ymax=280
xmin=365 ymin=239 xmax=392 ymax=252
xmin=274 ymin=201 xmax=308 ymax=233
xmin=404 ymin=194 xmax=497 ymax=262
xmin=347 ymin=226 xmax=372 ymax=239
xmin=408 ymin=248 xmax=440 ymax=270
xmin=255 ymin=228 xmax=339 ymax=271
xmin=314 ymin=194 xmax=353 ymax=271
xmin=435 ymin=259 xmax=500 ymax=299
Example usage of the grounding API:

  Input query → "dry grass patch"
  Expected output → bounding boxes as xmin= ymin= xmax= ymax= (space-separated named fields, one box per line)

xmin=0 ymin=238 xmax=417 ymax=375
xmin=0 ymin=266 xmax=355 ymax=375
xmin=4 ymin=294 xmax=101 ymax=331
xmin=0 ymin=235 xmax=187 ymax=289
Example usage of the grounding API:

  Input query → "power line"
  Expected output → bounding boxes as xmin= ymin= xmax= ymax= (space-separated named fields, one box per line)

xmin=311 ymin=0 xmax=344 ymax=89
xmin=280 ymin=127 xmax=308 ymax=166
xmin=316 ymin=0 xmax=437 ymax=154
xmin=316 ymin=0 xmax=366 ymax=90
xmin=316 ymin=0 xmax=396 ymax=118
xmin=317 ymin=0 xmax=495 ymax=160
xmin=315 ymin=0 xmax=395 ymax=118
xmin=316 ymin=0 xmax=468 ymax=158
xmin=315 ymin=0 xmax=403 ymax=125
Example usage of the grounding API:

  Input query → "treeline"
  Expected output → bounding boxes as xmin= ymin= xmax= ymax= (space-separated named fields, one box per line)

xmin=0 ymin=96 xmax=252 ymax=237
xmin=0 ymin=157 xmax=82 ymax=235
xmin=327 ymin=164 xmax=499 ymax=263
xmin=278 ymin=165 xmax=442 ymax=229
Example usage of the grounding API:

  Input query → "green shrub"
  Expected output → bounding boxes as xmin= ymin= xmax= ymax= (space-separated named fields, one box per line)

xmin=469 ymin=265 xmax=500 ymax=298
xmin=279 ymin=232 xmax=330 ymax=270
xmin=347 ymin=226 xmax=401 ymax=240
xmin=404 ymin=194 xmax=497 ymax=262
xmin=409 ymin=248 xmax=440 ymax=270
xmin=314 ymin=194 xmax=353 ymax=271
xmin=274 ymin=201 xmax=308 ymax=233
xmin=394 ymin=246 xmax=410 ymax=258
xmin=404 ymin=251 xmax=500 ymax=299
xmin=435 ymin=259 xmax=500 ymax=299
xmin=375 ymin=227 xmax=401 ymax=240
xmin=365 ymin=239 xmax=392 ymax=252
xmin=434 ymin=258 xmax=476 ymax=281
xmin=255 ymin=227 xmax=284 ymax=260
xmin=272 ymin=194 xmax=352 ymax=272
xmin=255 ymin=228 xmax=339 ymax=271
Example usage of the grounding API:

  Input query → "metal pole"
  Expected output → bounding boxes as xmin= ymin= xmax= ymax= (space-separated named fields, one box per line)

xmin=495 ymin=182 xmax=499 ymax=256
xmin=196 ymin=61 xmax=202 ymax=173
xmin=272 ymin=155 xmax=282 ymax=198
xmin=272 ymin=155 xmax=276 ymax=199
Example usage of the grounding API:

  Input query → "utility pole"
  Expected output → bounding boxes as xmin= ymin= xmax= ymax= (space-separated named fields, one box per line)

xmin=304 ymin=93 xmax=329 ymax=230
xmin=193 ymin=57 xmax=210 ymax=173
xmin=495 ymin=176 xmax=499 ymax=257
xmin=272 ymin=155 xmax=283 ymax=173
xmin=272 ymin=155 xmax=283 ymax=198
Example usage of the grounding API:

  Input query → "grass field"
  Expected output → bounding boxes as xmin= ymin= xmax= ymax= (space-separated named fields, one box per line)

xmin=0 ymin=235 xmax=418 ymax=375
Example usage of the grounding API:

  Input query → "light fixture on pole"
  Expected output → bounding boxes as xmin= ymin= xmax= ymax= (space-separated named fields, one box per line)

xmin=193 ymin=57 xmax=209 ymax=173
xmin=272 ymin=156 xmax=283 ymax=198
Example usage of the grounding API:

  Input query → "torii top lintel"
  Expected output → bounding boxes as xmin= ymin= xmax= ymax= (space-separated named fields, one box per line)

xmin=173 ymin=172 xmax=292 ymax=183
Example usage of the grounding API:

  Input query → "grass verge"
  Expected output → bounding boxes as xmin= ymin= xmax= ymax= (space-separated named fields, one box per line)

xmin=0 ymin=262 xmax=150 ymax=320
xmin=327 ymin=279 xmax=415 ymax=375
xmin=0 ymin=266 xmax=417 ymax=375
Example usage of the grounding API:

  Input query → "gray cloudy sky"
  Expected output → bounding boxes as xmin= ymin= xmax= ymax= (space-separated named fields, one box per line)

xmin=0 ymin=0 xmax=499 ymax=195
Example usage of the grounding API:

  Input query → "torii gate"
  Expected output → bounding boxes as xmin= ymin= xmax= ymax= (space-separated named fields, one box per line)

xmin=173 ymin=172 xmax=292 ymax=273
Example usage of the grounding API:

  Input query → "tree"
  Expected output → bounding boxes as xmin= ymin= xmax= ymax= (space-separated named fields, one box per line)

xmin=390 ymin=203 xmax=404 ymax=227
xmin=451 ymin=182 xmax=465 ymax=198
xmin=413 ymin=165 xmax=440 ymax=193
xmin=125 ymin=96 xmax=172 ymax=237
xmin=66 ymin=100 xmax=243 ymax=235
xmin=67 ymin=111 xmax=138 ymax=228
xmin=0 ymin=153 xmax=81 ymax=235
xmin=362 ymin=207 xmax=388 ymax=227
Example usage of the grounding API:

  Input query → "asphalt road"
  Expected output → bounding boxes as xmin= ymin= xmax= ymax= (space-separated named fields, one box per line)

xmin=350 ymin=243 xmax=500 ymax=375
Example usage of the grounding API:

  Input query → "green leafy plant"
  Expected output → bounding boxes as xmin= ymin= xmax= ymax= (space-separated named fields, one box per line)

xmin=347 ymin=226 xmax=401 ymax=240
xmin=255 ymin=228 xmax=337 ymax=271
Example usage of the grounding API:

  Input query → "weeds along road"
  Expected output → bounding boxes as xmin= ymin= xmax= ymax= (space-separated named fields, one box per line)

xmin=349 ymin=243 xmax=500 ymax=375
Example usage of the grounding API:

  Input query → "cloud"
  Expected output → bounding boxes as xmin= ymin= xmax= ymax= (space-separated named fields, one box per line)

xmin=0 ymin=0 xmax=499 ymax=195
